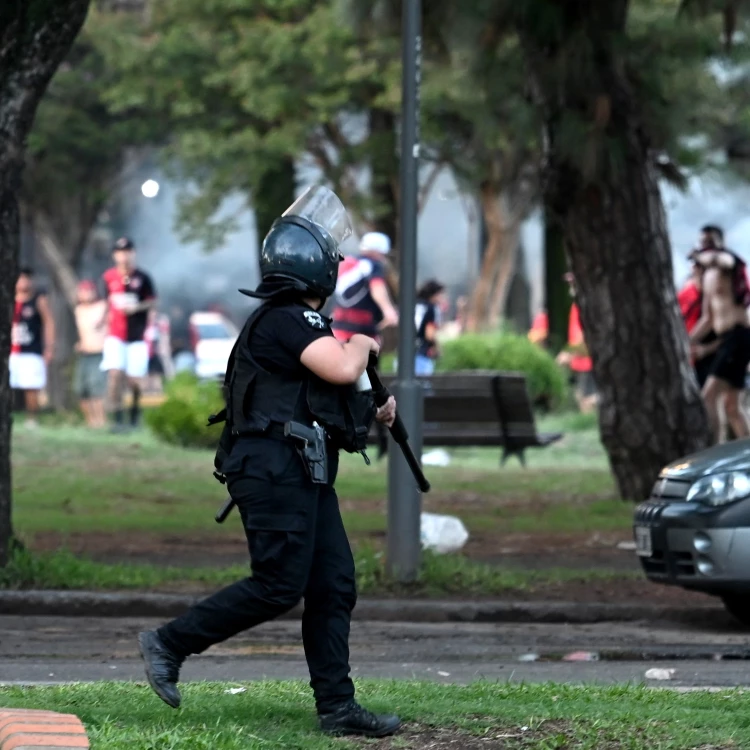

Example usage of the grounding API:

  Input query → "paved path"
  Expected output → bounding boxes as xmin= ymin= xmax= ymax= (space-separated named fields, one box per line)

xmin=1 ymin=616 xmax=749 ymax=688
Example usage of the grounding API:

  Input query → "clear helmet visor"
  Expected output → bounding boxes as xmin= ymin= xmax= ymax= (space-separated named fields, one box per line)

xmin=282 ymin=185 xmax=353 ymax=248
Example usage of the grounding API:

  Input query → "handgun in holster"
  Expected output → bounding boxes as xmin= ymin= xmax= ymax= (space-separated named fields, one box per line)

xmin=284 ymin=420 xmax=328 ymax=484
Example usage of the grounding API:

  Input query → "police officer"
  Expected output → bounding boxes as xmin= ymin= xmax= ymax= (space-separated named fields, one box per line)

xmin=138 ymin=187 xmax=401 ymax=738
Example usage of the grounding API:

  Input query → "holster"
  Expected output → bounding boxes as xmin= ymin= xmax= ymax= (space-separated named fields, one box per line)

xmin=284 ymin=420 xmax=328 ymax=485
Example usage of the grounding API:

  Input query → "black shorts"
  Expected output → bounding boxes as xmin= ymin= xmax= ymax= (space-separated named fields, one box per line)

xmin=148 ymin=355 xmax=165 ymax=376
xmin=694 ymin=354 xmax=716 ymax=389
xmin=709 ymin=325 xmax=750 ymax=389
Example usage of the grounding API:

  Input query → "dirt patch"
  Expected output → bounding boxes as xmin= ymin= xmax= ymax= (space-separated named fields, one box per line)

xmin=28 ymin=528 xmax=640 ymax=574
xmin=26 ymin=529 xmax=718 ymax=609
xmin=348 ymin=721 xmax=727 ymax=749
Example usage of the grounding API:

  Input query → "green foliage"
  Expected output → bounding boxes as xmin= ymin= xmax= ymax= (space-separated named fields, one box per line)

xmin=145 ymin=373 xmax=224 ymax=449
xmin=101 ymin=0 xmax=399 ymax=248
xmin=23 ymin=9 xmax=164 ymax=259
xmin=437 ymin=331 xmax=568 ymax=404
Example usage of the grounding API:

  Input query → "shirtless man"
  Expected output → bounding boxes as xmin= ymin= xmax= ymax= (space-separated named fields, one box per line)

xmin=689 ymin=242 xmax=750 ymax=442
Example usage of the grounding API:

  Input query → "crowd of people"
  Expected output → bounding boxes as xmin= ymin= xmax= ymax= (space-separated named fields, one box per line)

xmin=13 ymin=223 xmax=750 ymax=442
xmin=11 ymin=236 xmax=158 ymax=430
xmin=10 ymin=230 xmax=453 ymax=430
xmin=528 ymin=222 xmax=750 ymax=441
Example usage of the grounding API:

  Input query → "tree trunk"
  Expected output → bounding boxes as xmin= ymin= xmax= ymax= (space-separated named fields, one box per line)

xmin=503 ymin=241 xmax=532 ymax=335
xmin=487 ymin=207 xmax=522 ymax=328
xmin=467 ymin=183 xmax=511 ymax=332
xmin=35 ymin=218 xmax=79 ymax=308
xmin=544 ymin=207 xmax=570 ymax=352
xmin=0 ymin=150 xmax=20 ymax=567
xmin=0 ymin=0 xmax=91 ymax=565
xmin=35 ymin=216 xmax=86 ymax=410
xmin=519 ymin=0 xmax=710 ymax=500
xmin=369 ymin=107 xmax=398 ymax=254
xmin=253 ymin=157 xmax=296 ymax=253
xmin=46 ymin=284 xmax=77 ymax=411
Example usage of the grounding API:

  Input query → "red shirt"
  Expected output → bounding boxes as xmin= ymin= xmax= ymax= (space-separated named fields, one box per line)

xmin=568 ymin=304 xmax=592 ymax=373
xmin=10 ymin=301 xmax=23 ymax=355
xmin=677 ymin=280 xmax=702 ymax=334
xmin=101 ymin=267 xmax=156 ymax=342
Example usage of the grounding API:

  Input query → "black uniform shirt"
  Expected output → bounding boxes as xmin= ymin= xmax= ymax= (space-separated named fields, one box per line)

xmin=250 ymin=301 xmax=334 ymax=375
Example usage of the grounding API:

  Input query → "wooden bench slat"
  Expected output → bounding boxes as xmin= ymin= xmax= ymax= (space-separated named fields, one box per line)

xmin=424 ymin=398 xmax=498 ymax=423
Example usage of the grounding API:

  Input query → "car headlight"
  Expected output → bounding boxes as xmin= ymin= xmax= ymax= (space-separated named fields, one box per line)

xmin=686 ymin=471 xmax=750 ymax=506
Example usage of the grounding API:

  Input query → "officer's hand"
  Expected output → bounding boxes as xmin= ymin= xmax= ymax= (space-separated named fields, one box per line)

xmin=375 ymin=395 xmax=396 ymax=428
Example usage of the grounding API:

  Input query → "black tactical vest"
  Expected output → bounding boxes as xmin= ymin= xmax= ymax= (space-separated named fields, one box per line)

xmin=211 ymin=302 xmax=377 ymax=481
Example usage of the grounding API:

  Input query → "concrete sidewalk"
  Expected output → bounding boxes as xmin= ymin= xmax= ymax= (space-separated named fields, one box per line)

xmin=0 ymin=590 xmax=726 ymax=625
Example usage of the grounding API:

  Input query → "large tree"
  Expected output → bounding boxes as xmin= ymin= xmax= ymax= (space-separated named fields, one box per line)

xmin=0 ymin=0 xmax=90 ymax=565
xmin=21 ymin=8 xmax=160 ymax=408
xmin=507 ymin=0 xmax=729 ymax=498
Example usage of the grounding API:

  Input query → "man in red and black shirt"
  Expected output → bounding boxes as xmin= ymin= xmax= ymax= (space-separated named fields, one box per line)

xmin=330 ymin=232 xmax=399 ymax=344
xmin=99 ymin=237 xmax=157 ymax=430
xmin=678 ymin=247 xmax=716 ymax=388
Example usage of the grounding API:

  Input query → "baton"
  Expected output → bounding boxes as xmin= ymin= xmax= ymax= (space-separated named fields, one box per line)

xmin=366 ymin=355 xmax=431 ymax=493
xmin=215 ymin=495 xmax=234 ymax=524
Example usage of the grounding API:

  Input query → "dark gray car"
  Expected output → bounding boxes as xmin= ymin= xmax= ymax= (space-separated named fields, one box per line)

xmin=634 ymin=439 xmax=750 ymax=625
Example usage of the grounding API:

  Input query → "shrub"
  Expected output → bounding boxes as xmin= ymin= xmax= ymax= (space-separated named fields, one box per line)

xmin=437 ymin=331 xmax=568 ymax=405
xmin=146 ymin=372 xmax=224 ymax=448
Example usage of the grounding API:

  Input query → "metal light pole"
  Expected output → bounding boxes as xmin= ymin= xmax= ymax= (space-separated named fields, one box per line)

xmin=386 ymin=0 xmax=423 ymax=582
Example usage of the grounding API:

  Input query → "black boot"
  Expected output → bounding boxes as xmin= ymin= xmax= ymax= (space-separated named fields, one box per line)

xmin=138 ymin=630 xmax=184 ymax=708
xmin=319 ymin=700 xmax=401 ymax=737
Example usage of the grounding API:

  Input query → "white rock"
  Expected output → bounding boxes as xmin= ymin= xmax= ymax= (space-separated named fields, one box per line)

xmin=645 ymin=668 xmax=676 ymax=680
xmin=422 ymin=449 xmax=451 ymax=467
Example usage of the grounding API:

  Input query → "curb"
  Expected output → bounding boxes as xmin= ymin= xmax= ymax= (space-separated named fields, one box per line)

xmin=0 ymin=591 xmax=725 ymax=625
xmin=0 ymin=709 xmax=89 ymax=749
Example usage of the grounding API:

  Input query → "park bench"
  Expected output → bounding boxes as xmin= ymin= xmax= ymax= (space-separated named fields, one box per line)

xmin=369 ymin=371 xmax=563 ymax=466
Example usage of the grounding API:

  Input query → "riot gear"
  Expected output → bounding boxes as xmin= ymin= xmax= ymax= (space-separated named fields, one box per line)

xmin=247 ymin=186 xmax=352 ymax=300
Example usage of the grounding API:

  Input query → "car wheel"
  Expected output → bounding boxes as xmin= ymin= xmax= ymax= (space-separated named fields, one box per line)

xmin=721 ymin=595 xmax=750 ymax=626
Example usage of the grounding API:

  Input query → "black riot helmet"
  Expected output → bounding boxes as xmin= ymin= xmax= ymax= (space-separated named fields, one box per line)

xmin=247 ymin=186 xmax=352 ymax=301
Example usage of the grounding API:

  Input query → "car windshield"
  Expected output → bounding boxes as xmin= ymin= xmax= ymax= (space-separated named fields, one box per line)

xmin=196 ymin=323 xmax=231 ymax=340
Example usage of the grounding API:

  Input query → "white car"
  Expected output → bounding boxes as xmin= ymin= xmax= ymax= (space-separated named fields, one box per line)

xmin=188 ymin=311 xmax=238 ymax=380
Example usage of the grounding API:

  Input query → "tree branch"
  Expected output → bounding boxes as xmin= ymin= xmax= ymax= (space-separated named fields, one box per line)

xmin=34 ymin=213 xmax=79 ymax=310
xmin=418 ymin=161 xmax=443 ymax=215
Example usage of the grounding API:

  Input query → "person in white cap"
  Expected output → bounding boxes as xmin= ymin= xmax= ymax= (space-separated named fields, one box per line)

xmin=331 ymin=231 xmax=399 ymax=345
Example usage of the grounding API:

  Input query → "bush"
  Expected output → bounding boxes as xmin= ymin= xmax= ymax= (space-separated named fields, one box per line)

xmin=437 ymin=331 xmax=568 ymax=405
xmin=146 ymin=372 xmax=224 ymax=448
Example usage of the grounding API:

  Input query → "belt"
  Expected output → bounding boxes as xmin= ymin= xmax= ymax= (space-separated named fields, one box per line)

xmin=239 ymin=422 xmax=336 ymax=447
xmin=266 ymin=423 xmax=289 ymax=440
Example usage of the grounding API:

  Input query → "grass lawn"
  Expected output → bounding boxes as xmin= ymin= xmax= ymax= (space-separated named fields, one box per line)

xmin=11 ymin=412 xmax=621 ymax=540
xmin=6 ymin=413 xmax=646 ymax=596
xmin=0 ymin=545 xmax=635 ymax=594
xmin=0 ymin=681 xmax=745 ymax=749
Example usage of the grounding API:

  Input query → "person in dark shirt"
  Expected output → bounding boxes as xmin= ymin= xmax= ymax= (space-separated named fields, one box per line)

xmin=414 ymin=279 xmax=446 ymax=375
xmin=10 ymin=268 xmax=55 ymax=428
xmin=137 ymin=186 xmax=401 ymax=739
xmin=99 ymin=237 xmax=157 ymax=431
xmin=331 ymin=232 xmax=399 ymax=344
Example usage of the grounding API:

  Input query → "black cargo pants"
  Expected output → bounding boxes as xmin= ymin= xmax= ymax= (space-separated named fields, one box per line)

xmin=158 ymin=435 xmax=357 ymax=713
